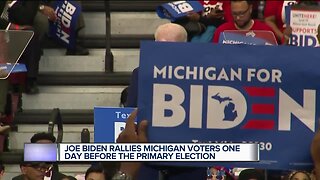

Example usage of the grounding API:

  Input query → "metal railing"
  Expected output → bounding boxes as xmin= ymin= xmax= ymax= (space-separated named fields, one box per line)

xmin=104 ymin=1 xmax=114 ymax=72
xmin=48 ymin=108 xmax=63 ymax=143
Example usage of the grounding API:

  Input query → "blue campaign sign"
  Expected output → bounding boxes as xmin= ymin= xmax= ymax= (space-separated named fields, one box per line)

xmin=138 ymin=41 xmax=320 ymax=170
xmin=219 ymin=30 xmax=278 ymax=45
xmin=94 ymin=107 xmax=135 ymax=143
xmin=49 ymin=0 xmax=82 ymax=49
xmin=157 ymin=1 xmax=204 ymax=21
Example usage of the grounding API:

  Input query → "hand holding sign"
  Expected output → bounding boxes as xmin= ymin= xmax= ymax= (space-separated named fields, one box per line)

xmin=187 ymin=12 xmax=200 ymax=21
xmin=116 ymin=109 xmax=148 ymax=179
xmin=207 ymin=8 xmax=224 ymax=20
xmin=116 ymin=109 xmax=148 ymax=144
xmin=40 ymin=5 xmax=57 ymax=22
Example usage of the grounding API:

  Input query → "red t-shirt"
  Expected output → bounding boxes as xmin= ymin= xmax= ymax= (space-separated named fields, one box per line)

xmin=264 ymin=0 xmax=299 ymax=32
xmin=212 ymin=20 xmax=275 ymax=43
xmin=198 ymin=0 xmax=233 ymax=22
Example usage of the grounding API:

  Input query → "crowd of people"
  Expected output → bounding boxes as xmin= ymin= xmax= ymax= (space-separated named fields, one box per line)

xmin=0 ymin=0 xmax=89 ymax=152
xmin=0 ymin=0 xmax=320 ymax=179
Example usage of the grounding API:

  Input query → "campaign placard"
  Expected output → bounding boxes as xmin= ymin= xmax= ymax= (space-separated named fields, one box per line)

xmin=49 ymin=0 xmax=82 ymax=49
xmin=289 ymin=5 xmax=320 ymax=47
xmin=138 ymin=41 xmax=320 ymax=170
xmin=94 ymin=107 xmax=135 ymax=143
xmin=157 ymin=1 xmax=204 ymax=21
xmin=219 ymin=30 xmax=278 ymax=45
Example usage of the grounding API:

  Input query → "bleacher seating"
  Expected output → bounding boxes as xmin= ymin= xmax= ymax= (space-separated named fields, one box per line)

xmin=1 ymin=1 xmax=169 ymax=179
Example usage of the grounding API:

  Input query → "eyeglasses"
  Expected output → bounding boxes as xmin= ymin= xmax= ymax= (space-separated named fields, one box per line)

xmin=232 ymin=6 xmax=250 ymax=18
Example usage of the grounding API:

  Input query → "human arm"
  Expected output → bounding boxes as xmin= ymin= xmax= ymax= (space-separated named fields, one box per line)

xmin=264 ymin=15 xmax=284 ymax=42
xmin=199 ymin=8 xmax=225 ymax=27
xmin=39 ymin=4 xmax=57 ymax=22
xmin=114 ymin=110 xmax=148 ymax=179
xmin=264 ymin=1 xmax=285 ymax=41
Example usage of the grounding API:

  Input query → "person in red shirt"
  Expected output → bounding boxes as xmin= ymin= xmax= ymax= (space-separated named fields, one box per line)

xmin=264 ymin=0 xmax=298 ymax=43
xmin=264 ymin=0 xmax=320 ymax=43
xmin=212 ymin=0 xmax=276 ymax=43
xmin=174 ymin=0 xmax=226 ymax=41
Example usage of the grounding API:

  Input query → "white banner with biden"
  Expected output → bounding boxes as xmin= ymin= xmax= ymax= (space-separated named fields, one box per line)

xmin=137 ymin=41 xmax=320 ymax=170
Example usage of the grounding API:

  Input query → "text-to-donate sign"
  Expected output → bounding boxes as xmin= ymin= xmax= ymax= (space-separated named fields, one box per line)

xmin=219 ymin=30 xmax=278 ymax=46
xmin=94 ymin=107 xmax=135 ymax=143
xmin=157 ymin=1 xmax=204 ymax=21
xmin=49 ymin=0 xmax=81 ymax=49
xmin=138 ymin=41 xmax=320 ymax=170
xmin=288 ymin=5 xmax=320 ymax=47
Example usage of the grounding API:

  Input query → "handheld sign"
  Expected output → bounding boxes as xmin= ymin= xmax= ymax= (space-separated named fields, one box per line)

xmin=49 ymin=0 xmax=82 ymax=49
xmin=138 ymin=41 xmax=320 ymax=170
xmin=157 ymin=1 xmax=204 ymax=21
xmin=288 ymin=5 xmax=320 ymax=47
xmin=219 ymin=30 xmax=278 ymax=45
xmin=94 ymin=107 xmax=135 ymax=143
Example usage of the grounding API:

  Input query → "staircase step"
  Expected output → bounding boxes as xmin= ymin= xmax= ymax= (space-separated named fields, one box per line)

xmin=0 ymin=150 xmax=23 ymax=164
xmin=43 ymin=34 xmax=153 ymax=49
xmin=22 ymin=86 xmax=125 ymax=110
xmin=9 ymin=124 xmax=95 ymax=149
xmin=110 ymin=1 xmax=169 ymax=11
xmin=83 ymin=12 xmax=169 ymax=36
xmin=39 ymin=49 xmax=139 ymax=73
xmin=15 ymin=110 xmax=93 ymax=124
xmin=37 ymin=72 xmax=131 ymax=85
xmin=82 ymin=1 xmax=169 ymax=12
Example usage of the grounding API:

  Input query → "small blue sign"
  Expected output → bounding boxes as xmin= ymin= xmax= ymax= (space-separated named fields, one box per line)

xmin=219 ymin=30 xmax=278 ymax=45
xmin=94 ymin=107 xmax=135 ymax=143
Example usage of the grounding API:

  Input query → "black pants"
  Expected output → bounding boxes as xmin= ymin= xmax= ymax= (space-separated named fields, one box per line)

xmin=19 ymin=27 xmax=41 ymax=80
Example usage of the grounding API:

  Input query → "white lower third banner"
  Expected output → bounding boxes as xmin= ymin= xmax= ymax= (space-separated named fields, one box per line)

xmin=57 ymin=143 xmax=259 ymax=162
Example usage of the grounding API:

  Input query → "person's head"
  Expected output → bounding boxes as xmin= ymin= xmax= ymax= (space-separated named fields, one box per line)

xmin=85 ymin=164 xmax=105 ymax=180
xmin=20 ymin=162 xmax=52 ymax=180
xmin=154 ymin=23 xmax=188 ymax=42
xmin=208 ymin=167 xmax=234 ymax=180
xmin=30 ymin=132 xmax=56 ymax=143
xmin=231 ymin=0 xmax=253 ymax=29
xmin=288 ymin=171 xmax=311 ymax=180
xmin=238 ymin=169 xmax=264 ymax=180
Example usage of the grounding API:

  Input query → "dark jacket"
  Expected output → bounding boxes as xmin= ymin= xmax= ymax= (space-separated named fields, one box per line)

xmin=0 ymin=1 xmax=9 ymax=29
xmin=125 ymin=67 xmax=139 ymax=107
xmin=12 ymin=170 xmax=77 ymax=180
xmin=8 ymin=1 xmax=40 ymax=25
